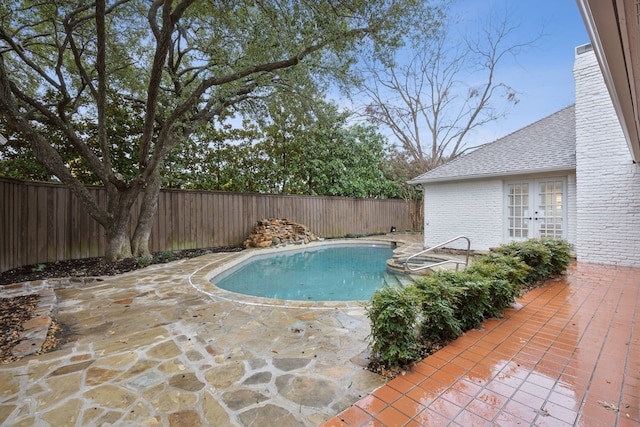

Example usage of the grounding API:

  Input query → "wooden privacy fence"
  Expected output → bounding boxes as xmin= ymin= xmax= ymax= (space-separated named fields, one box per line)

xmin=0 ymin=177 xmax=415 ymax=273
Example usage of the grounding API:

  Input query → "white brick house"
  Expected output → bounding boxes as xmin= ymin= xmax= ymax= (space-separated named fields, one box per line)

xmin=574 ymin=47 xmax=640 ymax=266
xmin=409 ymin=44 xmax=640 ymax=267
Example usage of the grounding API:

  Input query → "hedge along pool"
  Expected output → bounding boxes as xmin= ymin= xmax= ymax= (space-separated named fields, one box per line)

xmin=210 ymin=243 xmax=397 ymax=301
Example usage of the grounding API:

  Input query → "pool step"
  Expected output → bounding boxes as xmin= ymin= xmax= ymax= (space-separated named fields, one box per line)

xmin=397 ymin=274 xmax=417 ymax=287
xmin=383 ymin=271 xmax=416 ymax=288
xmin=383 ymin=271 xmax=401 ymax=287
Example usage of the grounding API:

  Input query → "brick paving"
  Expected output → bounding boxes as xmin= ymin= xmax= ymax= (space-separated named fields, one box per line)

xmin=322 ymin=263 xmax=640 ymax=426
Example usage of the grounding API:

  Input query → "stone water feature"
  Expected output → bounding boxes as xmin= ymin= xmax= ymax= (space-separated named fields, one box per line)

xmin=243 ymin=218 xmax=319 ymax=248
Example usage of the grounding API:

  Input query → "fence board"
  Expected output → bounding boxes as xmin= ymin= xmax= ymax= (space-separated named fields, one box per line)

xmin=37 ymin=186 xmax=47 ymax=262
xmin=0 ymin=182 xmax=7 ymax=269
xmin=0 ymin=177 xmax=414 ymax=273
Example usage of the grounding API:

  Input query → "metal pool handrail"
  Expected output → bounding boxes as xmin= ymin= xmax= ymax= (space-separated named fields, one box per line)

xmin=404 ymin=235 xmax=471 ymax=272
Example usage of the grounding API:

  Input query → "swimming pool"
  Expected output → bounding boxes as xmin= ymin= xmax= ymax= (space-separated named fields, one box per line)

xmin=210 ymin=243 xmax=398 ymax=301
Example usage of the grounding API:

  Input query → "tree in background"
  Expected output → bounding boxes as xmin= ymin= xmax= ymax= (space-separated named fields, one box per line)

xmin=362 ymin=9 xmax=536 ymax=172
xmin=1 ymin=98 xmax=400 ymax=198
xmin=0 ymin=0 xmax=439 ymax=260
xmin=381 ymin=149 xmax=425 ymax=230
xmin=250 ymin=95 xmax=399 ymax=198
xmin=359 ymin=8 xmax=538 ymax=230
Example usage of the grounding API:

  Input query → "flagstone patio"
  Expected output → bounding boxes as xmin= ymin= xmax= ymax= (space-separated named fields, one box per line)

xmin=0 ymin=248 xmax=385 ymax=427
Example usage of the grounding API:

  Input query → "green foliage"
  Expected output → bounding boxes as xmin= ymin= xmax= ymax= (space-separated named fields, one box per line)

xmin=414 ymin=274 xmax=462 ymax=342
xmin=153 ymin=251 xmax=176 ymax=263
xmin=539 ymin=239 xmax=573 ymax=276
xmin=0 ymin=0 xmax=435 ymax=189
xmin=367 ymin=238 xmax=572 ymax=369
xmin=31 ymin=264 xmax=46 ymax=273
xmin=494 ymin=240 xmax=550 ymax=282
xmin=229 ymin=99 xmax=401 ymax=198
xmin=455 ymin=280 xmax=493 ymax=331
xmin=416 ymin=271 xmax=520 ymax=332
xmin=366 ymin=286 xmax=422 ymax=367
xmin=137 ymin=256 xmax=153 ymax=267
xmin=465 ymin=253 xmax=531 ymax=292
xmin=495 ymin=239 xmax=573 ymax=283
xmin=1 ymin=0 xmax=438 ymax=259
xmin=489 ymin=277 xmax=519 ymax=312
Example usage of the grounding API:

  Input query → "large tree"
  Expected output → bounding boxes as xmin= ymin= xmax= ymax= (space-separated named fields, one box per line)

xmin=362 ymin=9 xmax=536 ymax=171
xmin=250 ymin=95 xmax=399 ymax=197
xmin=0 ymin=0 xmax=437 ymax=260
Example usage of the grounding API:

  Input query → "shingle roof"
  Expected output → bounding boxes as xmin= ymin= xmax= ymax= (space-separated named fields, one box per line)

xmin=408 ymin=105 xmax=576 ymax=184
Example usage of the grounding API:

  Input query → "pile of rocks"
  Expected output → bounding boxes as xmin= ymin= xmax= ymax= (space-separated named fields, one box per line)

xmin=244 ymin=218 xmax=319 ymax=248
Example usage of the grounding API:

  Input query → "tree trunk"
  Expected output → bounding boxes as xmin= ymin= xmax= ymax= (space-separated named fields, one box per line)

xmin=408 ymin=197 xmax=424 ymax=231
xmin=103 ymin=186 xmax=139 ymax=261
xmin=105 ymin=222 xmax=133 ymax=262
xmin=131 ymin=167 xmax=162 ymax=257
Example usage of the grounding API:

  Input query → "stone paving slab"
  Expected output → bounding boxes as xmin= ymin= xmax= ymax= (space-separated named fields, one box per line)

xmin=0 ymin=235 xmax=422 ymax=426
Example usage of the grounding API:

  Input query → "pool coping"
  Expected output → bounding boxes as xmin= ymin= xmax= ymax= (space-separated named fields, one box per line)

xmin=188 ymin=237 xmax=418 ymax=309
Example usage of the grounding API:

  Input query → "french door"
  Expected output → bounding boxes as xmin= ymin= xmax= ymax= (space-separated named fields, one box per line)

xmin=506 ymin=179 xmax=565 ymax=241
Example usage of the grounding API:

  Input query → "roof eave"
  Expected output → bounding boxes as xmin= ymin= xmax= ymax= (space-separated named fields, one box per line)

xmin=407 ymin=166 xmax=576 ymax=186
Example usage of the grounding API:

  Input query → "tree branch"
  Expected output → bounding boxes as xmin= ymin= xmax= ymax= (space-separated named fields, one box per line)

xmin=143 ymin=26 xmax=373 ymax=180
xmin=95 ymin=0 xmax=111 ymax=174
xmin=0 ymin=55 xmax=110 ymax=226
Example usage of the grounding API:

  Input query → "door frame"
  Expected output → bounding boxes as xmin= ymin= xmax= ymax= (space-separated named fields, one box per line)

xmin=504 ymin=177 xmax=568 ymax=241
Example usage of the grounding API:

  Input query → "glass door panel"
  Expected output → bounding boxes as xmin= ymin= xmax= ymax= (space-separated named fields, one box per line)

xmin=537 ymin=180 xmax=564 ymax=238
xmin=507 ymin=183 xmax=529 ymax=240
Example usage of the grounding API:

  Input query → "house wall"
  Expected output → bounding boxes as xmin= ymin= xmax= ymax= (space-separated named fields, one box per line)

xmin=574 ymin=47 xmax=640 ymax=266
xmin=423 ymin=172 xmax=577 ymax=253
xmin=567 ymin=173 xmax=578 ymax=247
xmin=423 ymin=179 xmax=504 ymax=251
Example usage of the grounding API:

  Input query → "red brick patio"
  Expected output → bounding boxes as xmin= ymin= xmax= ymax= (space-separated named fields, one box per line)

xmin=322 ymin=263 xmax=640 ymax=426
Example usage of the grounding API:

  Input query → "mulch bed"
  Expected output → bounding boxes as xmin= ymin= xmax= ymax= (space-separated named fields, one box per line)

xmin=0 ymin=246 xmax=244 ymax=364
xmin=0 ymin=247 xmax=244 ymax=286
xmin=0 ymin=294 xmax=39 ymax=364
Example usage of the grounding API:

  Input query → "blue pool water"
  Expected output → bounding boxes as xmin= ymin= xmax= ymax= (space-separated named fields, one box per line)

xmin=212 ymin=244 xmax=396 ymax=301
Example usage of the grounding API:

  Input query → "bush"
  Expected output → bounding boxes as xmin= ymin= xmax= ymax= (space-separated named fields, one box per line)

xmin=416 ymin=272 xmax=518 ymax=335
xmin=415 ymin=274 xmax=463 ymax=342
xmin=153 ymin=250 xmax=176 ymax=262
xmin=465 ymin=253 xmax=531 ymax=291
xmin=137 ymin=256 xmax=153 ymax=267
xmin=540 ymin=239 xmax=573 ymax=276
xmin=367 ymin=238 xmax=573 ymax=370
xmin=458 ymin=280 xmax=500 ymax=330
xmin=366 ymin=286 xmax=422 ymax=367
xmin=483 ymin=278 xmax=518 ymax=317
xmin=495 ymin=238 xmax=572 ymax=283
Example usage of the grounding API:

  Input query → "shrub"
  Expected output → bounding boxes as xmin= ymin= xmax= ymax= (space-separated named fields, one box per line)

xmin=540 ymin=239 xmax=573 ymax=276
xmin=465 ymin=253 xmax=531 ymax=291
xmin=416 ymin=272 xmax=517 ymax=334
xmin=453 ymin=279 xmax=491 ymax=331
xmin=366 ymin=286 xmax=423 ymax=367
xmin=415 ymin=275 xmax=462 ymax=342
xmin=153 ymin=250 xmax=176 ymax=262
xmin=495 ymin=239 xmax=551 ymax=282
xmin=137 ymin=256 xmax=153 ymax=267
xmin=483 ymin=278 xmax=518 ymax=317
xmin=495 ymin=238 xmax=572 ymax=283
xmin=367 ymin=238 xmax=572 ymax=370
xmin=31 ymin=263 xmax=46 ymax=273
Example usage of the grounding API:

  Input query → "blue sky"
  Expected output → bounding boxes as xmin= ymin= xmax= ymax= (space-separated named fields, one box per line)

xmin=456 ymin=0 xmax=589 ymax=144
